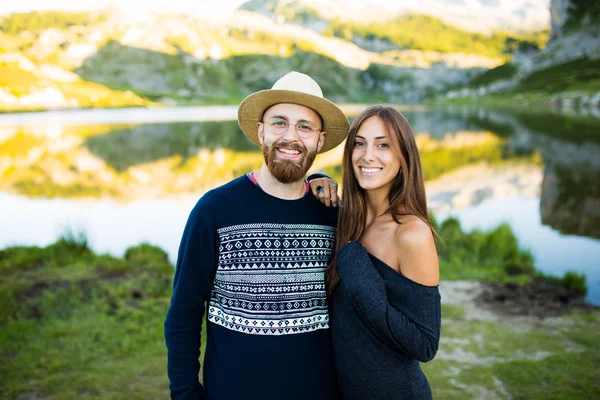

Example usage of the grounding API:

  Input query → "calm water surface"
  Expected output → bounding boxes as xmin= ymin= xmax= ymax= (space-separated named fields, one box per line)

xmin=1 ymin=105 xmax=598 ymax=304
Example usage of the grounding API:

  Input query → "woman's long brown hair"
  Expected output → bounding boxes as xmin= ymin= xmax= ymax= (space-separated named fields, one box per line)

xmin=326 ymin=105 xmax=434 ymax=295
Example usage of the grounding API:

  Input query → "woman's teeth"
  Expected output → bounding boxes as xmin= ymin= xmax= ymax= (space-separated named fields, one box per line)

xmin=361 ymin=167 xmax=382 ymax=173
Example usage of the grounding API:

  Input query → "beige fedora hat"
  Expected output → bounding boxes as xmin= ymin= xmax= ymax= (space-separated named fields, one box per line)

xmin=237 ymin=71 xmax=350 ymax=153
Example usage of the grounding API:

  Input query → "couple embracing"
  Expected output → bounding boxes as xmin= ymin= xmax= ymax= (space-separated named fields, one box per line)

xmin=164 ymin=71 xmax=441 ymax=400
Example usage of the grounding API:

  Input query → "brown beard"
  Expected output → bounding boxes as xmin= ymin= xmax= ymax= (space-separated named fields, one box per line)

xmin=263 ymin=140 xmax=317 ymax=184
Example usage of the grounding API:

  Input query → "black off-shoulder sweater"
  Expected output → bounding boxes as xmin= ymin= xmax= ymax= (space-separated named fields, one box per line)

xmin=330 ymin=241 xmax=441 ymax=400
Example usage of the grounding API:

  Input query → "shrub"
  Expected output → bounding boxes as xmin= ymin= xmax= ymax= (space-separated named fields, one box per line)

xmin=124 ymin=243 xmax=170 ymax=268
xmin=561 ymin=271 xmax=587 ymax=294
xmin=45 ymin=229 xmax=92 ymax=267
xmin=92 ymin=254 xmax=133 ymax=276
xmin=0 ymin=245 xmax=46 ymax=271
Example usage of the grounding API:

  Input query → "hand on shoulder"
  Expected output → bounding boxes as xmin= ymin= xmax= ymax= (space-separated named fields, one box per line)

xmin=308 ymin=176 xmax=340 ymax=207
xmin=395 ymin=217 xmax=439 ymax=287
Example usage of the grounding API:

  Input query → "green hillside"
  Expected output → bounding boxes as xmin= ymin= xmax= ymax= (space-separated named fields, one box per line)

xmin=75 ymin=43 xmax=415 ymax=103
xmin=324 ymin=14 xmax=548 ymax=58
xmin=0 ymin=10 xmax=105 ymax=34
xmin=516 ymin=57 xmax=600 ymax=93
xmin=440 ymin=57 xmax=600 ymax=110
xmin=468 ymin=63 xmax=518 ymax=87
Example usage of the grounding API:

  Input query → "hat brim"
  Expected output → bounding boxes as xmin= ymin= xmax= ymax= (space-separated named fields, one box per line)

xmin=237 ymin=89 xmax=349 ymax=153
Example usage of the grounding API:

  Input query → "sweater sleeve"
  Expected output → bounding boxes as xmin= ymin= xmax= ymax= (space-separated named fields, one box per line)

xmin=164 ymin=193 xmax=220 ymax=400
xmin=336 ymin=241 xmax=441 ymax=362
xmin=306 ymin=172 xmax=332 ymax=181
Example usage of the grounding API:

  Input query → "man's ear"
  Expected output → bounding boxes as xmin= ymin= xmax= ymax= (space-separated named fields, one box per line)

xmin=316 ymin=131 xmax=327 ymax=152
xmin=257 ymin=122 xmax=264 ymax=145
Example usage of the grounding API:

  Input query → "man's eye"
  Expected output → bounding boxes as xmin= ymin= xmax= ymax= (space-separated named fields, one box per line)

xmin=271 ymin=120 xmax=286 ymax=126
xmin=298 ymin=124 xmax=313 ymax=131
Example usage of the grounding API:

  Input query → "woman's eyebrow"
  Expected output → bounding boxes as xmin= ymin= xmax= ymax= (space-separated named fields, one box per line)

xmin=356 ymin=135 xmax=388 ymax=140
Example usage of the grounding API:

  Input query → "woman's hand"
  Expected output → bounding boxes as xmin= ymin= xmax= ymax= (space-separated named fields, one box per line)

xmin=308 ymin=177 xmax=340 ymax=207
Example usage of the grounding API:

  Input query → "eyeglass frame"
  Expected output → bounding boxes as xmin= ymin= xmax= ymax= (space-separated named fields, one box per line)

xmin=260 ymin=117 xmax=323 ymax=139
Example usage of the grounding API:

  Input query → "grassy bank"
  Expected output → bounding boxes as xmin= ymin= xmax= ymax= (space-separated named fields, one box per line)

xmin=0 ymin=221 xmax=596 ymax=399
xmin=0 ymin=235 xmax=189 ymax=399
xmin=434 ymin=57 xmax=600 ymax=111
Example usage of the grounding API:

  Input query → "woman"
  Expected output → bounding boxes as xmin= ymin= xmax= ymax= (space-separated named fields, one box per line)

xmin=311 ymin=106 xmax=441 ymax=399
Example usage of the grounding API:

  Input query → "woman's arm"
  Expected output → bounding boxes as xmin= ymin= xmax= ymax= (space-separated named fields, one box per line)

xmin=336 ymin=241 xmax=441 ymax=362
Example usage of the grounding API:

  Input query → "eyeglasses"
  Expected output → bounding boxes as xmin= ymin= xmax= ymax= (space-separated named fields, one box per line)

xmin=263 ymin=118 xmax=321 ymax=139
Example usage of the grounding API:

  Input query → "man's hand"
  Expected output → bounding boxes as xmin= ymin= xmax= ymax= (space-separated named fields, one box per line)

xmin=309 ymin=177 xmax=340 ymax=207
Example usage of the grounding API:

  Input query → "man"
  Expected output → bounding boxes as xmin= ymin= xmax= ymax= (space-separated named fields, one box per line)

xmin=164 ymin=71 xmax=349 ymax=400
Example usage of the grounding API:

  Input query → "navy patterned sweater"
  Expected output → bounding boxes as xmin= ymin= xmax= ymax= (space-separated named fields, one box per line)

xmin=164 ymin=175 xmax=339 ymax=400
xmin=331 ymin=241 xmax=441 ymax=400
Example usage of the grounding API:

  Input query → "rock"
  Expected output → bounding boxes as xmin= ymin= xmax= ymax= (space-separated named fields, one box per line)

xmin=590 ymin=93 xmax=600 ymax=108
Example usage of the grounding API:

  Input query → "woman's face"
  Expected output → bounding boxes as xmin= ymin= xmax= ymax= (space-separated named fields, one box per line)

xmin=351 ymin=116 xmax=401 ymax=193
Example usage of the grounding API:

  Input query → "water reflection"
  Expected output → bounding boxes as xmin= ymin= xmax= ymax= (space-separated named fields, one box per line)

xmin=0 ymin=111 xmax=533 ymax=199
xmin=541 ymin=164 xmax=600 ymax=239
xmin=0 ymin=106 xmax=599 ymax=303
xmin=84 ymin=121 xmax=258 ymax=171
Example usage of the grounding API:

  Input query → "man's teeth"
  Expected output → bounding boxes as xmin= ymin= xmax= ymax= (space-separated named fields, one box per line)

xmin=279 ymin=148 xmax=300 ymax=155
xmin=361 ymin=167 xmax=382 ymax=173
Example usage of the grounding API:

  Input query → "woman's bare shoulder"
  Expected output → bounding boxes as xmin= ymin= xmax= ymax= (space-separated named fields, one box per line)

xmin=394 ymin=216 xmax=439 ymax=286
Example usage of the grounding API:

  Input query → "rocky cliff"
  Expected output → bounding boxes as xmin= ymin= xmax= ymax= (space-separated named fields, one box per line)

xmin=550 ymin=0 xmax=571 ymax=38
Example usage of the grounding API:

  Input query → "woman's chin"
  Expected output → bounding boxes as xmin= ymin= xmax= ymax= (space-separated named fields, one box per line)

xmin=357 ymin=179 xmax=393 ymax=192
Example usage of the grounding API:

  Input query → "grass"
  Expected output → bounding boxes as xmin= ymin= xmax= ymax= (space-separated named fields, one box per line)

xmin=0 ymin=11 xmax=102 ymax=34
xmin=323 ymin=14 xmax=546 ymax=59
xmin=0 ymin=218 xmax=595 ymax=398
xmin=1 ymin=302 xmax=172 ymax=399
xmin=468 ymin=63 xmax=518 ymax=87
xmin=435 ymin=57 xmax=600 ymax=111
xmin=424 ymin=308 xmax=600 ymax=399
xmin=0 ymin=235 xmax=176 ymax=398
xmin=516 ymin=58 xmax=600 ymax=94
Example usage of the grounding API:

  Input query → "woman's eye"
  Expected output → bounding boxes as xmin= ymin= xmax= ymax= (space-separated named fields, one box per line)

xmin=378 ymin=143 xmax=390 ymax=148
xmin=353 ymin=141 xmax=364 ymax=147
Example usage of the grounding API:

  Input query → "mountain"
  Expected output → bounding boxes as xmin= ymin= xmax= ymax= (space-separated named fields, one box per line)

xmin=0 ymin=5 xmax=549 ymax=111
xmin=443 ymin=0 xmax=600 ymax=106
xmin=240 ymin=0 xmax=550 ymax=34
xmin=1 ymin=0 xmax=551 ymax=34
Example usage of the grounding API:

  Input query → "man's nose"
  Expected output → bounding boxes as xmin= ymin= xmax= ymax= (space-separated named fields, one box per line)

xmin=282 ymin=124 xmax=301 ymax=141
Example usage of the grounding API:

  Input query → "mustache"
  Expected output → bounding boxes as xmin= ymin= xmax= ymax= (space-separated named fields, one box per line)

xmin=272 ymin=141 xmax=304 ymax=152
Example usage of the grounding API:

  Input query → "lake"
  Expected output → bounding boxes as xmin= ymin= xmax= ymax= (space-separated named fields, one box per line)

xmin=0 ymin=105 xmax=599 ymax=305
